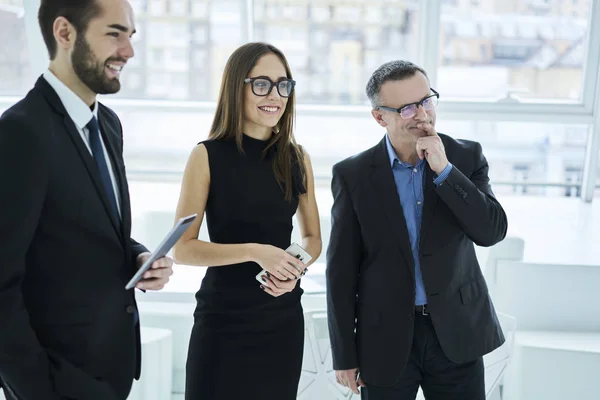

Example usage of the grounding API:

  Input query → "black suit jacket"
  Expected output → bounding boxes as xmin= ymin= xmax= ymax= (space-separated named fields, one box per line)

xmin=326 ymin=134 xmax=508 ymax=386
xmin=0 ymin=77 xmax=148 ymax=400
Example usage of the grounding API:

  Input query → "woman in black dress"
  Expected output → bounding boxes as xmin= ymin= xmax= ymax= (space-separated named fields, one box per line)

xmin=173 ymin=42 xmax=322 ymax=400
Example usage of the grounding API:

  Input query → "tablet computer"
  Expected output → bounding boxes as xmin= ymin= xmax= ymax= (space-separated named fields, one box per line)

xmin=125 ymin=213 xmax=197 ymax=290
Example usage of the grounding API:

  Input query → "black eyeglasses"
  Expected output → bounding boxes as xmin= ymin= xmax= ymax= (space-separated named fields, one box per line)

xmin=244 ymin=76 xmax=296 ymax=98
xmin=377 ymin=88 xmax=440 ymax=119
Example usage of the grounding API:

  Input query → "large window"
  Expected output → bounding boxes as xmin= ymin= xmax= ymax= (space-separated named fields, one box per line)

xmin=434 ymin=120 xmax=589 ymax=196
xmin=254 ymin=0 xmax=420 ymax=105
xmin=124 ymin=117 xmax=592 ymax=294
xmin=1 ymin=0 xmax=599 ymax=201
xmin=438 ymin=0 xmax=593 ymax=102
xmin=118 ymin=0 xmax=246 ymax=100
xmin=110 ymin=103 xmax=590 ymax=198
xmin=114 ymin=108 xmax=213 ymax=175
xmin=0 ymin=0 xmax=29 ymax=96
xmin=3 ymin=0 xmax=597 ymax=297
xmin=300 ymin=117 xmax=590 ymax=197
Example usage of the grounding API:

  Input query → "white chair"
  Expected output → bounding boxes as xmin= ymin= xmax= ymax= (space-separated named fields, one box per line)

xmin=502 ymin=331 xmax=600 ymax=400
xmin=485 ymin=312 xmax=517 ymax=398
xmin=298 ymin=310 xmax=354 ymax=400
xmin=493 ymin=260 xmax=600 ymax=331
xmin=476 ymin=236 xmax=525 ymax=300
xmin=128 ymin=327 xmax=173 ymax=400
xmin=136 ymin=299 xmax=195 ymax=394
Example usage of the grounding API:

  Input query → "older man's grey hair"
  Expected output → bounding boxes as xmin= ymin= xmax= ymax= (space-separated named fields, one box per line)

xmin=365 ymin=60 xmax=428 ymax=109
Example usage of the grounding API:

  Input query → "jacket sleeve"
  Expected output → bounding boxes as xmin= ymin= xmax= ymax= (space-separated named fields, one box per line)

xmin=435 ymin=142 xmax=508 ymax=247
xmin=130 ymin=239 xmax=149 ymax=268
xmin=326 ymin=164 xmax=363 ymax=370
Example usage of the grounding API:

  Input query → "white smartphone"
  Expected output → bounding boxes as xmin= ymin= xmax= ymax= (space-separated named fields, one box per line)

xmin=255 ymin=242 xmax=312 ymax=286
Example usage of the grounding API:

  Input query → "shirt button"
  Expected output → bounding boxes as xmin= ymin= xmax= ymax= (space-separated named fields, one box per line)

xmin=126 ymin=305 xmax=135 ymax=314
xmin=417 ymin=201 xmax=422 ymax=205
xmin=413 ymin=168 xmax=418 ymax=173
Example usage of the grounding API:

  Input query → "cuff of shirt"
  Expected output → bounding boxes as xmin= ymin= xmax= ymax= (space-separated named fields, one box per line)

xmin=433 ymin=162 xmax=453 ymax=186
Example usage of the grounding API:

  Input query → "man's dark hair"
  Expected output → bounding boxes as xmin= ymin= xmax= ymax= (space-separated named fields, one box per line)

xmin=365 ymin=60 xmax=428 ymax=108
xmin=38 ymin=0 xmax=102 ymax=60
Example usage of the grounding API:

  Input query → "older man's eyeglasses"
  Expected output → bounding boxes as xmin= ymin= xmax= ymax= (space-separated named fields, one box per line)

xmin=244 ymin=76 xmax=296 ymax=98
xmin=377 ymin=88 xmax=440 ymax=119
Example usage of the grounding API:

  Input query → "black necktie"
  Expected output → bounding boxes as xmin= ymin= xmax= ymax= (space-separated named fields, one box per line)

xmin=86 ymin=117 xmax=137 ymax=323
xmin=86 ymin=116 xmax=120 ymax=223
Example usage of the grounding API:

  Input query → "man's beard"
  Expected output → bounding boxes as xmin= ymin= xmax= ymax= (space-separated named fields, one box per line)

xmin=71 ymin=35 xmax=123 ymax=95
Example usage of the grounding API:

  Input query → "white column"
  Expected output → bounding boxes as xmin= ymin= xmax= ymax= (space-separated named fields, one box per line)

xmin=417 ymin=0 xmax=441 ymax=87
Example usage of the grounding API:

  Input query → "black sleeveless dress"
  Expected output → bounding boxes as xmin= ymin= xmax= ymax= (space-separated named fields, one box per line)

xmin=185 ymin=134 xmax=306 ymax=400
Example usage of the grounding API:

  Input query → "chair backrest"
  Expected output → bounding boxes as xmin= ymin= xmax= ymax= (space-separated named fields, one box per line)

xmin=300 ymin=310 xmax=353 ymax=400
xmin=479 ymin=236 xmax=525 ymax=300
xmin=483 ymin=312 xmax=518 ymax=397
xmin=494 ymin=260 xmax=600 ymax=331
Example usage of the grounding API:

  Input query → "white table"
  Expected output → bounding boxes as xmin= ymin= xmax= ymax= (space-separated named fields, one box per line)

xmin=128 ymin=327 xmax=173 ymax=400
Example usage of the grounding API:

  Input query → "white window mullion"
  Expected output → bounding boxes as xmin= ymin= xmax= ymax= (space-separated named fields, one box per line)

xmin=580 ymin=0 xmax=600 ymax=112
xmin=581 ymin=123 xmax=600 ymax=202
xmin=581 ymin=2 xmax=600 ymax=201
xmin=437 ymin=101 xmax=594 ymax=124
xmin=58 ymin=98 xmax=591 ymax=126
xmin=417 ymin=0 xmax=441 ymax=88
xmin=244 ymin=0 xmax=255 ymax=42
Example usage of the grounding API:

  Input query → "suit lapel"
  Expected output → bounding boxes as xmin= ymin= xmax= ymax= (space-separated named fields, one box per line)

xmin=419 ymin=164 xmax=439 ymax=250
xmin=369 ymin=138 xmax=415 ymax=278
xmin=62 ymin=114 xmax=123 ymax=239
xmin=36 ymin=77 xmax=123 ymax=241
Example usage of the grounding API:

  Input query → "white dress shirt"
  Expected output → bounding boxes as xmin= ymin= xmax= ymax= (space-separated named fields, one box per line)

xmin=43 ymin=69 xmax=121 ymax=217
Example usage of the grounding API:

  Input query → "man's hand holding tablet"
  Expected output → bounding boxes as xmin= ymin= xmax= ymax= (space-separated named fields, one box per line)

xmin=125 ymin=214 xmax=198 ymax=290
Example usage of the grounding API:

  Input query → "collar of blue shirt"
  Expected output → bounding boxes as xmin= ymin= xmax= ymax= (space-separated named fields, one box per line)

xmin=385 ymin=134 xmax=425 ymax=169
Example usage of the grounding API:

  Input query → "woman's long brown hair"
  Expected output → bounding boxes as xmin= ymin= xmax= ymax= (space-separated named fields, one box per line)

xmin=208 ymin=42 xmax=306 ymax=201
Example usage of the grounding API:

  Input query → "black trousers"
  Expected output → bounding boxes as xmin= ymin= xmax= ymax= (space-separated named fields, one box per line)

xmin=362 ymin=312 xmax=485 ymax=400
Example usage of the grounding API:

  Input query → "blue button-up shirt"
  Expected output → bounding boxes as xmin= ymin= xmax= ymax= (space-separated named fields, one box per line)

xmin=385 ymin=135 xmax=452 ymax=305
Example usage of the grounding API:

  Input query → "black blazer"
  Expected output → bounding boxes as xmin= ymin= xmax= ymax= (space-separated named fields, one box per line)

xmin=326 ymin=134 xmax=508 ymax=387
xmin=0 ymin=77 xmax=148 ymax=400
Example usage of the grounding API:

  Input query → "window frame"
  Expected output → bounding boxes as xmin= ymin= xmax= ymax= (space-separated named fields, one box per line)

xmin=0 ymin=0 xmax=598 ymax=201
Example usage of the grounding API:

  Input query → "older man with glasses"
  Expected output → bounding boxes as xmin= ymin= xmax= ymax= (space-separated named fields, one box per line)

xmin=326 ymin=60 xmax=508 ymax=400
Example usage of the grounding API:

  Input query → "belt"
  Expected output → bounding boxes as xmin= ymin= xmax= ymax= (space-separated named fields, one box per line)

xmin=415 ymin=304 xmax=429 ymax=316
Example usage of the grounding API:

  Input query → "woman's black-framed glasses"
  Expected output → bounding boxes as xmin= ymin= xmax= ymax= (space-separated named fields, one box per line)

xmin=244 ymin=76 xmax=296 ymax=98
xmin=377 ymin=88 xmax=440 ymax=119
